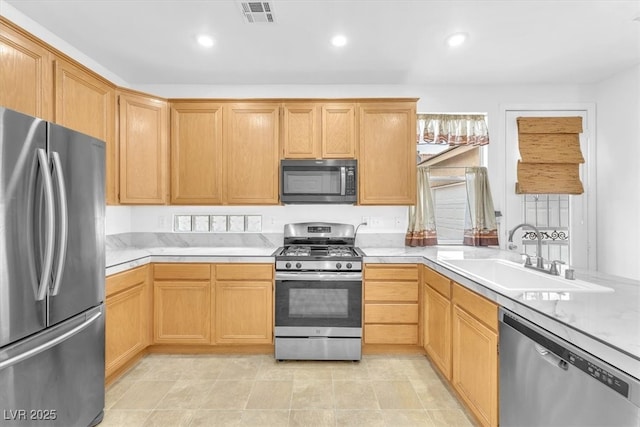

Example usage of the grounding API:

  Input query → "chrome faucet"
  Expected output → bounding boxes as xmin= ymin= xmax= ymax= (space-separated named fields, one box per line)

xmin=507 ymin=223 xmax=546 ymax=271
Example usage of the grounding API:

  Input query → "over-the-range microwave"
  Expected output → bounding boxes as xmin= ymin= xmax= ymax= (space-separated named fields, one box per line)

xmin=280 ymin=159 xmax=357 ymax=204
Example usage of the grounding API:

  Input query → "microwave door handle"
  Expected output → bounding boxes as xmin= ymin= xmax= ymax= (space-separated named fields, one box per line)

xmin=340 ymin=167 xmax=346 ymax=195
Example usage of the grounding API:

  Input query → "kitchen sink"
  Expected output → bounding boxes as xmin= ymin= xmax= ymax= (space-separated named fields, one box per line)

xmin=439 ymin=258 xmax=613 ymax=293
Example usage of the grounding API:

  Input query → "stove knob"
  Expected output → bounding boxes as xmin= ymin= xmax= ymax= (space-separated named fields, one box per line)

xmin=336 ymin=263 xmax=342 ymax=270
xmin=295 ymin=262 xmax=302 ymax=269
xmin=285 ymin=262 xmax=291 ymax=269
xmin=346 ymin=263 xmax=352 ymax=269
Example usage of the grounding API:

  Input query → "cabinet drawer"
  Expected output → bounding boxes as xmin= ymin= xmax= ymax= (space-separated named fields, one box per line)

xmin=423 ymin=266 xmax=451 ymax=299
xmin=106 ymin=265 xmax=148 ymax=297
xmin=452 ymin=282 xmax=498 ymax=332
xmin=365 ymin=303 xmax=418 ymax=324
xmin=364 ymin=264 xmax=419 ymax=281
xmin=154 ymin=263 xmax=211 ymax=280
xmin=364 ymin=324 xmax=418 ymax=344
xmin=365 ymin=282 xmax=418 ymax=302
xmin=215 ymin=264 xmax=273 ymax=281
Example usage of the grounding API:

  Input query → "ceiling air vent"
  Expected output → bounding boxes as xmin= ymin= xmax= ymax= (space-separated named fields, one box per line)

xmin=239 ymin=2 xmax=275 ymax=23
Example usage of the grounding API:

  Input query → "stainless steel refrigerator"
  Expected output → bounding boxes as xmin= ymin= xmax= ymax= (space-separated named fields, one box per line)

xmin=0 ymin=107 xmax=105 ymax=426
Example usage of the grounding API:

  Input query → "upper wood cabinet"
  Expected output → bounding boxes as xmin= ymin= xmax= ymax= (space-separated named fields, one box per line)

xmin=170 ymin=102 xmax=224 ymax=204
xmin=358 ymin=101 xmax=417 ymax=205
xmin=53 ymin=58 xmax=117 ymax=204
xmin=282 ymin=102 xmax=356 ymax=159
xmin=118 ymin=89 xmax=169 ymax=204
xmin=224 ymin=103 xmax=280 ymax=204
xmin=0 ymin=19 xmax=53 ymax=121
xmin=321 ymin=103 xmax=356 ymax=158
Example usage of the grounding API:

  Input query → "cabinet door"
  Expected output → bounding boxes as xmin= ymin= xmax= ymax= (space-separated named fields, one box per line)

xmin=0 ymin=20 xmax=53 ymax=120
xmin=118 ymin=90 xmax=168 ymax=204
xmin=322 ymin=103 xmax=356 ymax=158
xmin=53 ymin=58 xmax=117 ymax=204
xmin=170 ymin=102 xmax=223 ymax=204
xmin=224 ymin=103 xmax=280 ymax=204
xmin=105 ymin=266 xmax=149 ymax=379
xmin=358 ymin=102 xmax=416 ymax=205
xmin=282 ymin=103 xmax=319 ymax=158
xmin=154 ymin=281 xmax=211 ymax=344
xmin=215 ymin=281 xmax=273 ymax=344
xmin=423 ymin=284 xmax=452 ymax=379
xmin=452 ymin=305 xmax=498 ymax=427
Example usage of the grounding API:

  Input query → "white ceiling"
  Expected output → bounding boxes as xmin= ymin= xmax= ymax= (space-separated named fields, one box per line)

xmin=5 ymin=0 xmax=640 ymax=86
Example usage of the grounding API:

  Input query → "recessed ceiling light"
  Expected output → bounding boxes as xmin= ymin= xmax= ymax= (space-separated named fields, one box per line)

xmin=445 ymin=32 xmax=468 ymax=47
xmin=331 ymin=35 xmax=347 ymax=47
xmin=197 ymin=35 xmax=215 ymax=48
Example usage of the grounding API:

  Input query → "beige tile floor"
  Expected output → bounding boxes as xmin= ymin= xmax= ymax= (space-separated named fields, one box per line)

xmin=102 ymin=354 xmax=475 ymax=427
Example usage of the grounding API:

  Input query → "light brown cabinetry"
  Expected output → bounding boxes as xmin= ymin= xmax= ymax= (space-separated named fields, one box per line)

xmin=153 ymin=264 xmax=212 ymax=344
xmin=0 ymin=18 xmax=53 ymax=121
xmin=224 ymin=103 xmax=280 ymax=204
xmin=170 ymin=102 xmax=223 ymax=204
xmin=105 ymin=265 xmax=150 ymax=381
xmin=118 ymin=89 xmax=169 ymax=204
xmin=451 ymin=282 xmax=499 ymax=427
xmin=53 ymin=58 xmax=117 ymax=204
xmin=358 ymin=101 xmax=416 ymax=205
xmin=282 ymin=102 xmax=356 ymax=159
xmin=213 ymin=264 xmax=273 ymax=344
xmin=422 ymin=266 xmax=452 ymax=379
xmin=363 ymin=264 xmax=419 ymax=344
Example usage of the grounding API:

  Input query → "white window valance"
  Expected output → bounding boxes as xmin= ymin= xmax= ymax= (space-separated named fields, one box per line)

xmin=417 ymin=114 xmax=489 ymax=146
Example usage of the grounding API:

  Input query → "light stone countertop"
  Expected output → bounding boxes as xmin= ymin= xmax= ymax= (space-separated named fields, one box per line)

xmin=105 ymin=233 xmax=640 ymax=380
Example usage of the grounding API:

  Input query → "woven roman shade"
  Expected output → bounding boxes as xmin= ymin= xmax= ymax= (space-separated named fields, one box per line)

xmin=515 ymin=117 xmax=585 ymax=194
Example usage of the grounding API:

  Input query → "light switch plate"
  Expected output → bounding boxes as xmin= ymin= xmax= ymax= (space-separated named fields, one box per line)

xmin=211 ymin=215 xmax=227 ymax=232
xmin=245 ymin=215 xmax=262 ymax=232
xmin=175 ymin=215 xmax=192 ymax=232
xmin=193 ymin=215 xmax=210 ymax=232
xmin=228 ymin=215 xmax=245 ymax=232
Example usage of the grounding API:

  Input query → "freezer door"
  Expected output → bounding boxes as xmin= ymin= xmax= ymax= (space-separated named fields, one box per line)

xmin=47 ymin=124 xmax=105 ymax=326
xmin=0 ymin=305 xmax=105 ymax=427
xmin=0 ymin=108 xmax=48 ymax=347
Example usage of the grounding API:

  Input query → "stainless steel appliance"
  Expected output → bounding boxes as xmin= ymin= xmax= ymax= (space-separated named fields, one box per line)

xmin=274 ymin=222 xmax=363 ymax=361
xmin=0 ymin=107 xmax=105 ymax=426
xmin=499 ymin=308 xmax=640 ymax=426
xmin=280 ymin=159 xmax=357 ymax=204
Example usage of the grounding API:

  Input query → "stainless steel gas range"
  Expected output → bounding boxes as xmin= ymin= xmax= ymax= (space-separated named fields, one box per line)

xmin=273 ymin=222 xmax=364 ymax=361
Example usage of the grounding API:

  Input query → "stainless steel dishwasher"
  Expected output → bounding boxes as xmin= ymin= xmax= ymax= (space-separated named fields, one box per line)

xmin=499 ymin=308 xmax=640 ymax=426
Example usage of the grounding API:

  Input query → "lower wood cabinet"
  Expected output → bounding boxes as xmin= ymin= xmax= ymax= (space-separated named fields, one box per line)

xmin=105 ymin=265 xmax=150 ymax=380
xmin=213 ymin=264 xmax=273 ymax=344
xmin=363 ymin=264 xmax=419 ymax=345
xmin=451 ymin=282 xmax=499 ymax=427
xmin=153 ymin=263 xmax=212 ymax=344
xmin=422 ymin=266 xmax=452 ymax=379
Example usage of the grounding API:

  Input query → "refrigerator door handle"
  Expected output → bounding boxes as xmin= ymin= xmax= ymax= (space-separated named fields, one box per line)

xmin=36 ymin=148 xmax=55 ymax=301
xmin=0 ymin=310 xmax=101 ymax=372
xmin=50 ymin=151 xmax=68 ymax=296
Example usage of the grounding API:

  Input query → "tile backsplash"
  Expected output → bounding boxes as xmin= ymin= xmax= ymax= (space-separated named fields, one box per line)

xmin=173 ymin=214 xmax=263 ymax=233
xmin=107 ymin=205 xmax=409 ymax=235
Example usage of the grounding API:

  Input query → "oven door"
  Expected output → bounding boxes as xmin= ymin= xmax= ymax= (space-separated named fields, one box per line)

xmin=275 ymin=272 xmax=362 ymax=337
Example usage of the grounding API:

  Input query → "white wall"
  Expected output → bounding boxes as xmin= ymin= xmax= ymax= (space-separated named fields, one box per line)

xmin=594 ymin=64 xmax=640 ymax=280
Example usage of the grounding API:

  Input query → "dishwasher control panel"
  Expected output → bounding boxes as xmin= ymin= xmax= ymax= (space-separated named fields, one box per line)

xmin=568 ymin=352 xmax=630 ymax=398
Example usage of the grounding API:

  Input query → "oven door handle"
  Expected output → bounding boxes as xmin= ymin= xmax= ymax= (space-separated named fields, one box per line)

xmin=275 ymin=272 xmax=362 ymax=282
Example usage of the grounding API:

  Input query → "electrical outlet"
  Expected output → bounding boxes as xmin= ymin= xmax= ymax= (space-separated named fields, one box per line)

xmin=361 ymin=216 xmax=370 ymax=225
xmin=371 ymin=217 xmax=383 ymax=227
xmin=394 ymin=217 xmax=403 ymax=228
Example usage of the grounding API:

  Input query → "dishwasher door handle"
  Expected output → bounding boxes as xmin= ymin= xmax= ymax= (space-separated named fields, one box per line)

xmin=535 ymin=344 xmax=569 ymax=370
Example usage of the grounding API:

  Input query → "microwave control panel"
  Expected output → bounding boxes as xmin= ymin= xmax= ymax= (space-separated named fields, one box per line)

xmin=346 ymin=167 xmax=356 ymax=195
